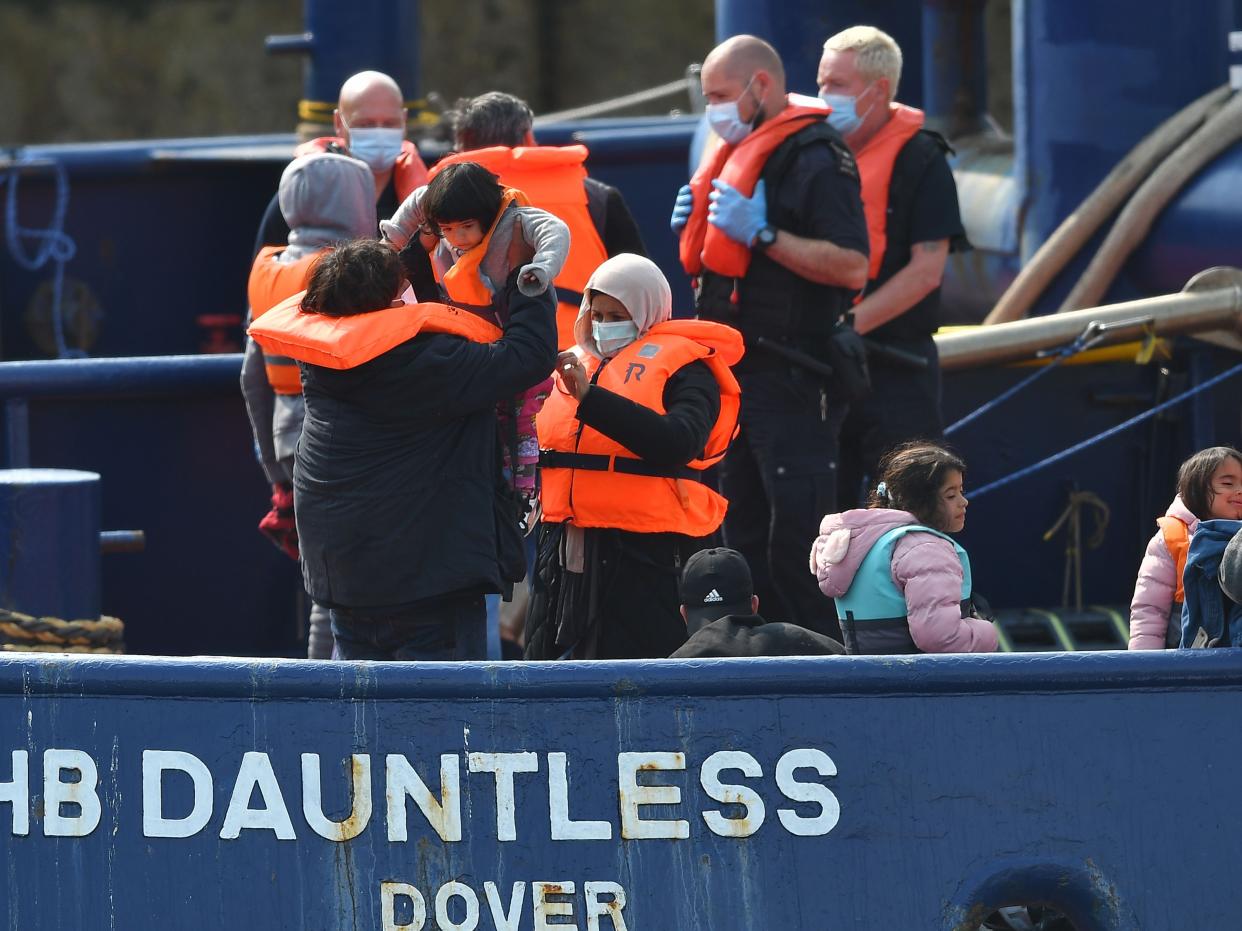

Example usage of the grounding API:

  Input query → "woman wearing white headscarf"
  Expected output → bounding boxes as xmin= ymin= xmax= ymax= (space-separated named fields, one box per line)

xmin=525 ymin=254 xmax=745 ymax=659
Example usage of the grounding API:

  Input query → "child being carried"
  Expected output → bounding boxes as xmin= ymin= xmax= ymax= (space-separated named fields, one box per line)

xmin=383 ymin=162 xmax=569 ymax=508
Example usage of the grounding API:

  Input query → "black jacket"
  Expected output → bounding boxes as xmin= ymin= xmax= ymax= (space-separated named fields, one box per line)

xmin=294 ymin=284 xmax=557 ymax=609
xmin=669 ymin=614 xmax=846 ymax=658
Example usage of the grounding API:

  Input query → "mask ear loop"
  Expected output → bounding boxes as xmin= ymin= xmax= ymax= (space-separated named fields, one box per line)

xmin=854 ymin=80 xmax=882 ymax=126
xmin=746 ymin=74 xmax=765 ymax=127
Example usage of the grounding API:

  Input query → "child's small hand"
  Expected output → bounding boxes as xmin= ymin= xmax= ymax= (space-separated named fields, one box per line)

xmin=518 ymin=264 xmax=549 ymax=295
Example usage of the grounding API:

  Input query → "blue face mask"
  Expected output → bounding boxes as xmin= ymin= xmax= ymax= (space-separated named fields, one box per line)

xmin=819 ymin=85 xmax=876 ymax=137
xmin=706 ymin=77 xmax=759 ymax=145
xmin=591 ymin=319 xmax=639 ymax=357
xmin=343 ymin=124 xmax=405 ymax=172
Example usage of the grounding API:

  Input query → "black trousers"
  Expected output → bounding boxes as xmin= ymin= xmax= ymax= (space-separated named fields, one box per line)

xmin=837 ymin=336 xmax=944 ymax=508
xmin=525 ymin=523 xmax=697 ymax=660
xmin=329 ymin=592 xmax=487 ymax=661
xmin=719 ymin=366 xmax=846 ymax=639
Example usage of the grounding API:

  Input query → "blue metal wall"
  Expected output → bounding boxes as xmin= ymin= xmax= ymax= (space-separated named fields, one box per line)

xmin=1 ymin=142 xmax=287 ymax=359
xmin=2 ymin=651 xmax=1239 ymax=929
xmin=0 ymin=356 xmax=303 ymax=655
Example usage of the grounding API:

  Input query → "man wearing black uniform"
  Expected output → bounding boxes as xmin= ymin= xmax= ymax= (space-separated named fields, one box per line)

xmin=817 ymin=27 xmax=968 ymax=506
xmin=671 ymin=548 xmax=845 ymax=658
xmin=672 ymin=35 xmax=869 ymax=639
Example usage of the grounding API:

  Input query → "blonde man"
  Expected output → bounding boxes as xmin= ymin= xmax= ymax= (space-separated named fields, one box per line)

xmin=817 ymin=26 xmax=968 ymax=507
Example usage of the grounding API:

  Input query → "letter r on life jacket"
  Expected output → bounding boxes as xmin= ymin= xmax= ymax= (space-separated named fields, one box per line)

xmin=624 ymin=363 xmax=646 ymax=384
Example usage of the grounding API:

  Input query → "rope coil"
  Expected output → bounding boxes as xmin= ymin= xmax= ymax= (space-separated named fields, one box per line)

xmin=0 ymin=607 xmax=124 ymax=653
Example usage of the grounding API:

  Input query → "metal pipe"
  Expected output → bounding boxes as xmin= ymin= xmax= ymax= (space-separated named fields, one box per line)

xmin=100 ymin=531 xmax=145 ymax=555
xmin=921 ymin=0 xmax=988 ymax=139
xmin=0 ymin=354 xmax=241 ymax=400
xmin=936 ymin=279 xmax=1242 ymax=371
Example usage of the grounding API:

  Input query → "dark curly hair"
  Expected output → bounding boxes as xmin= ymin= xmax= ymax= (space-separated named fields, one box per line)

xmin=1177 ymin=445 xmax=1242 ymax=520
xmin=868 ymin=442 xmax=967 ymax=532
xmin=300 ymin=238 xmax=401 ymax=317
xmin=421 ymin=161 xmax=504 ymax=235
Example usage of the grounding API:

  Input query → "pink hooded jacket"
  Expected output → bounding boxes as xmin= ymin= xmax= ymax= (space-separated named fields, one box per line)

xmin=1128 ymin=495 xmax=1198 ymax=650
xmin=810 ymin=508 xmax=998 ymax=654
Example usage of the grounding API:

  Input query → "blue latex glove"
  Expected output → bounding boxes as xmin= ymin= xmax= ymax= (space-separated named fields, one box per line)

xmin=670 ymin=183 xmax=693 ymax=235
xmin=708 ymin=178 xmax=767 ymax=246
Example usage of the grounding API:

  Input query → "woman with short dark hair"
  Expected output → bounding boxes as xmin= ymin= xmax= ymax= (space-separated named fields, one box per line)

xmin=249 ymin=237 xmax=558 ymax=661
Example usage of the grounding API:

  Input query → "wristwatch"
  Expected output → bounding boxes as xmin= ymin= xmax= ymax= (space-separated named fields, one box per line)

xmin=754 ymin=225 xmax=777 ymax=249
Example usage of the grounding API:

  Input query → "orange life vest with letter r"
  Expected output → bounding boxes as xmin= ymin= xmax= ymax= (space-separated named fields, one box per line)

xmin=537 ymin=320 xmax=744 ymax=536
xmin=248 ymin=293 xmax=501 ymax=370
xmin=855 ymin=104 xmax=925 ymax=281
xmin=247 ymin=245 xmax=324 ymax=394
xmin=431 ymin=145 xmax=609 ymax=351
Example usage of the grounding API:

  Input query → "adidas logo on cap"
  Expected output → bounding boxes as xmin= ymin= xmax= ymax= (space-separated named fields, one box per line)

xmin=703 ymin=589 xmax=724 ymax=603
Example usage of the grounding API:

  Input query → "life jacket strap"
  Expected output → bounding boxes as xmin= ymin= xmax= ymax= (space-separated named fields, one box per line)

xmin=538 ymin=450 xmax=703 ymax=482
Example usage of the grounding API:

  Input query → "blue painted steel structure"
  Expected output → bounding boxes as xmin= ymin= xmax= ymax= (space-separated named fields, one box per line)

xmin=0 ymin=469 xmax=100 ymax=621
xmin=2 ymin=650 xmax=1239 ymax=928
xmin=0 ymin=356 xmax=300 ymax=654
xmin=266 ymin=0 xmax=421 ymax=113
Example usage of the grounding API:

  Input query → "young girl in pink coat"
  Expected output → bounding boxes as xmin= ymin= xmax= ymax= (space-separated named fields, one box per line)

xmin=810 ymin=443 xmax=997 ymax=655
xmin=1129 ymin=446 xmax=1242 ymax=649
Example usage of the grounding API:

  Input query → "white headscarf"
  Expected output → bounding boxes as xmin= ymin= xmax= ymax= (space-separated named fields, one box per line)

xmin=574 ymin=253 xmax=673 ymax=359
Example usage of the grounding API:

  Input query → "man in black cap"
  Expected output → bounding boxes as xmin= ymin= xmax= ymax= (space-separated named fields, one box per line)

xmin=671 ymin=548 xmax=845 ymax=658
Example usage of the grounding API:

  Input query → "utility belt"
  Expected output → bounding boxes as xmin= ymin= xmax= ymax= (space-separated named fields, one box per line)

xmin=695 ymin=273 xmax=845 ymax=343
xmin=539 ymin=450 xmax=704 ymax=482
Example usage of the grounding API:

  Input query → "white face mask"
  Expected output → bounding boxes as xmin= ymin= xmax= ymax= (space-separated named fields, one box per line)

xmin=819 ymin=84 xmax=877 ymax=137
xmin=705 ymin=76 xmax=759 ymax=145
xmin=343 ymin=123 xmax=405 ymax=172
xmin=591 ymin=319 xmax=639 ymax=357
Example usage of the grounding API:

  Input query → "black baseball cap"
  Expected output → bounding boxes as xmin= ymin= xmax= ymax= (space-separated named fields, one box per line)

xmin=680 ymin=547 xmax=754 ymax=628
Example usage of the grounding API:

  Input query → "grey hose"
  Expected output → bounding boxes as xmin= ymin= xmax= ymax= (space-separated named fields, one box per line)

xmin=1059 ymin=89 xmax=1242 ymax=312
xmin=984 ymin=84 xmax=1233 ymax=324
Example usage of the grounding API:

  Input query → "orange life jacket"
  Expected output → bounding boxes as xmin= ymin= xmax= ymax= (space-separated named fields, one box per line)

xmin=679 ymin=97 xmax=829 ymax=280
xmin=855 ymin=104 xmax=925 ymax=280
xmin=1157 ymin=515 xmax=1191 ymax=604
xmin=537 ymin=320 xmax=744 ymax=536
xmin=437 ymin=188 xmax=531 ymax=308
xmin=431 ymin=145 xmax=609 ymax=351
xmin=248 ymin=293 xmax=501 ymax=370
xmin=247 ymin=245 xmax=324 ymax=394
xmin=295 ymin=137 xmax=429 ymax=203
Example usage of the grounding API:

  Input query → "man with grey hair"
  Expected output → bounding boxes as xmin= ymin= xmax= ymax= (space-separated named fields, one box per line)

xmin=817 ymin=26 xmax=968 ymax=507
xmin=448 ymin=91 xmax=646 ymax=260
xmin=385 ymin=90 xmax=645 ymax=350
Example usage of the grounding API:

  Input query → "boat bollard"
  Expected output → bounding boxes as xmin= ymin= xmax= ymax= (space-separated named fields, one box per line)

xmin=0 ymin=468 xmax=101 ymax=621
